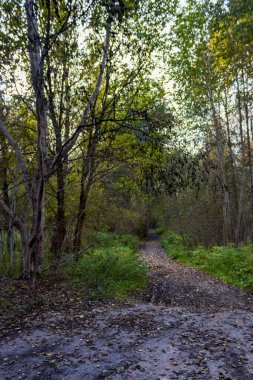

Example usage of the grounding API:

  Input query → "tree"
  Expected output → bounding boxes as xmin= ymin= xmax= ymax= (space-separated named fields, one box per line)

xmin=0 ymin=0 xmax=176 ymax=276
xmin=166 ymin=0 xmax=253 ymax=244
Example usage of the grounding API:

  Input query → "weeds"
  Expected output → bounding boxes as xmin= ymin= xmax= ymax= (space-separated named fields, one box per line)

xmin=67 ymin=233 xmax=147 ymax=299
xmin=161 ymin=230 xmax=253 ymax=290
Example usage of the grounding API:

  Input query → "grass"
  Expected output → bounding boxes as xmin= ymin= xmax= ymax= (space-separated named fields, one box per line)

xmin=0 ymin=232 xmax=146 ymax=326
xmin=0 ymin=232 xmax=147 ymax=303
xmin=67 ymin=232 xmax=147 ymax=299
xmin=160 ymin=229 xmax=253 ymax=291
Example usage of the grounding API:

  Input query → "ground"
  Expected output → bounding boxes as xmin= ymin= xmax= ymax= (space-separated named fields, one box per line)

xmin=1 ymin=234 xmax=253 ymax=380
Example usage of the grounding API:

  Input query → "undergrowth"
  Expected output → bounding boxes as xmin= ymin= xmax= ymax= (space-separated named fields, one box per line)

xmin=67 ymin=232 xmax=147 ymax=299
xmin=160 ymin=229 xmax=253 ymax=291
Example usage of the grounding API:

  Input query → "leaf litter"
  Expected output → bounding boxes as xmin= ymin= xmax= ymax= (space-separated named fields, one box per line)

xmin=0 ymin=233 xmax=253 ymax=379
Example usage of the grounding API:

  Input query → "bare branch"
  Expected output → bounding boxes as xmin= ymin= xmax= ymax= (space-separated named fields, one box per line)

xmin=0 ymin=119 xmax=33 ymax=198
xmin=0 ymin=199 xmax=27 ymax=236
xmin=50 ymin=7 xmax=115 ymax=172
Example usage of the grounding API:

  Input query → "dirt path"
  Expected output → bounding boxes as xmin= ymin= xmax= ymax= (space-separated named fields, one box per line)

xmin=1 ymin=235 xmax=253 ymax=379
xmin=140 ymin=233 xmax=253 ymax=311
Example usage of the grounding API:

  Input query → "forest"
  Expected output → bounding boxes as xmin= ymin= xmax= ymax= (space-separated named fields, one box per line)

xmin=1 ymin=0 xmax=253 ymax=280
xmin=0 ymin=0 xmax=253 ymax=378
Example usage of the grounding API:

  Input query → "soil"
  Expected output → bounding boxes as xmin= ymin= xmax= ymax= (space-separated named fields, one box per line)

xmin=1 ymin=233 xmax=253 ymax=380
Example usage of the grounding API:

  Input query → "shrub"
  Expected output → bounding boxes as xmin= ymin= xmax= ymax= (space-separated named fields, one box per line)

xmin=155 ymin=226 xmax=168 ymax=235
xmin=68 ymin=234 xmax=147 ymax=299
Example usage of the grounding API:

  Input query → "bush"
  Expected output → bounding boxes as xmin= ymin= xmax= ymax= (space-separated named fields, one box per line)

xmin=68 ymin=234 xmax=147 ymax=299
xmin=155 ymin=226 xmax=168 ymax=235
xmin=160 ymin=231 xmax=186 ymax=259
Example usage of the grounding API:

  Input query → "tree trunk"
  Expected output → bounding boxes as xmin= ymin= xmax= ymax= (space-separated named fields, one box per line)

xmin=242 ymin=72 xmax=253 ymax=240
xmin=207 ymin=97 xmax=231 ymax=243
xmin=46 ymin=61 xmax=67 ymax=261
xmin=72 ymin=175 xmax=91 ymax=257
xmin=73 ymin=126 xmax=98 ymax=257
xmin=205 ymin=49 xmax=232 ymax=244
xmin=0 ymin=199 xmax=30 ymax=276
xmin=26 ymin=0 xmax=48 ymax=274
xmin=1 ymin=138 xmax=15 ymax=268
xmin=234 ymin=67 xmax=246 ymax=245
xmin=51 ymin=163 xmax=66 ymax=259
xmin=224 ymin=89 xmax=238 ymax=240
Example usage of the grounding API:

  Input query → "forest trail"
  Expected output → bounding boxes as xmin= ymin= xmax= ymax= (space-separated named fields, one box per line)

xmin=140 ymin=232 xmax=253 ymax=311
xmin=1 ymin=234 xmax=253 ymax=380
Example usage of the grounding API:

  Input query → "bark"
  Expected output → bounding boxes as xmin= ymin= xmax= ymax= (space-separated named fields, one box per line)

xmin=2 ymin=162 xmax=15 ymax=268
xmin=72 ymin=174 xmax=92 ymax=257
xmin=72 ymin=57 xmax=112 ymax=257
xmin=206 ymin=52 xmax=232 ymax=244
xmin=73 ymin=125 xmax=98 ymax=257
xmin=26 ymin=0 xmax=48 ymax=273
xmin=234 ymin=67 xmax=246 ymax=244
xmin=242 ymin=72 xmax=253 ymax=239
xmin=51 ymin=163 xmax=66 ymax=259
xmin=0 ymin=200 xmax=30 ymax=276
xmin=224 ymin=89 xmax=238 ymax=239
xmin=46 ymin=59 xmax=67 ymax=260
xmin=0 ymin=119 xmax=32 ymax=199
xmin=0 ymin=127 xmax=15 ymax=267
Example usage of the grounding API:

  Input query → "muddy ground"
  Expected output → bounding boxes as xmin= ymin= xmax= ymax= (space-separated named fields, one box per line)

xmin=1 ymin=234 xmax=253 ymax=379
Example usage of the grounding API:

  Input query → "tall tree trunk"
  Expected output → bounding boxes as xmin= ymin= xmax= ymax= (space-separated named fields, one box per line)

xmin=72 ymin=173 xmax=91 ymax=257
xmin=242 ymin=72 xmax=253 ymax=240
xmin=224 ymin=88 xmax=238 ymax=240
xmin=0 ymin=126 xmax=15 ymax=268
xmin=214 ymin=119 xmax=232 ymax=245
xmin=51 ymin=163 xmax=66 ymax=259
xmin=26 ymin=0 xmax=48 ymax=275
xmin=2 ymin=171 xmax=15 ymax=269
xmin=73 ymin=126 xmax=98 ymax=257
xmin=206 ymin=52 xmax=232 ymax=244
xmin=234 ymin=67 xmax=246 ymax=245
xmin=47 ymin=59 xmax=67 ymax=261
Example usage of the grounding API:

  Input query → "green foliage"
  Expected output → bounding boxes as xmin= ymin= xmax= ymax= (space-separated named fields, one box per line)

xmin=161 ymin=230 xmax=183 ymax=249
xmin=68 ymin=234 xmax=147 ymax=299
xmin=155 ymin=226 xmax=168 ymax=235
xmin=0 ymin=242 xmax=23 ymax=277
xmin=161 ymin=231 xmax=253 ymax=290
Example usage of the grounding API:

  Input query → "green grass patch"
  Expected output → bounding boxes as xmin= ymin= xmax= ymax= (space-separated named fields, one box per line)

xmin=161 ymin=230 xmax=253 ymax=290
xmin=67 ymin=233 xmax=147 ymax=299
xmin=155 ymin=226 xmax=168 ymax=235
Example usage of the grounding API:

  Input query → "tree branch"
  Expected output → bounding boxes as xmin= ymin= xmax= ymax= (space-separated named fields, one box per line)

xmin=0 ymin=199 xmax=27 ymax=236
xmin=0 ymin=119 xmax=33 ymax=198
xmin=50 ymin=7 xmax=115 ymax=172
